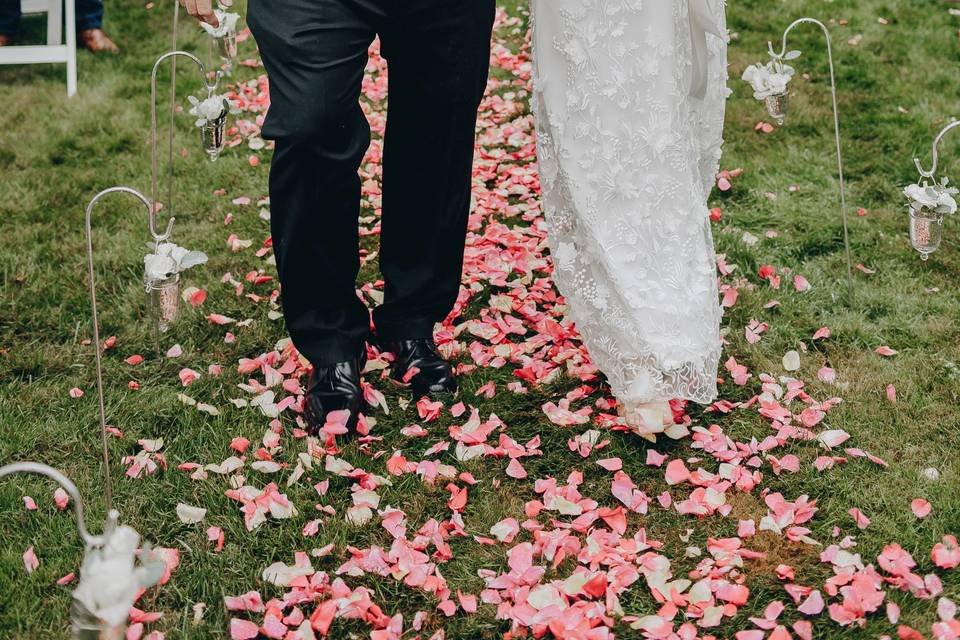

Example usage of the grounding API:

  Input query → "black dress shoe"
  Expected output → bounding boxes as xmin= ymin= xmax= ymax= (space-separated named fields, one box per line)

xmin=303 ymin=353 xmax=365 ymax=436
xmin=382 ymin=338 xmax=457 ymax=396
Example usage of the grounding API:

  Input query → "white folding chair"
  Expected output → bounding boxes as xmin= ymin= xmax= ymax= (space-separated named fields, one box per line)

xmin=0 ymin=0 xmax=77 ymax=96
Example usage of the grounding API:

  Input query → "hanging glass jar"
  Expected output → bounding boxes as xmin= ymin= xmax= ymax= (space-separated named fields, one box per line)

xmin=145 ymin=272 xmax=180 ymax=333
xmin=200 ymin=111 xmax=227 ymax=161
xmin=908 ymin=207 xmax=944 ymax=261
xmin=764 ymin=91 xmax=788 ymax=125
xmin=217 ymin=30 xmax=238 ymax=74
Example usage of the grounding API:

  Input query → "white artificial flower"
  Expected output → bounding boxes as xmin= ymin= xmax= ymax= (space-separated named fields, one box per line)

xmin=904 ymin=183 xmax=939 ymax=209
xmin=741 ymin=60 xmax=795 ymax=99
xmin=740 ymin=63 xmax=766 ymax=92
xmin=72 ymin=526 xmax=165 ymax=627
xmin=156 ymin=242 xmax=209 ymax=270
xmin=144 ymin=253 xmax=177 ymax=281
xmin=904 ymin=179 xmax=959 ymax=215
xmin=199 ymin=10 xmax=241 ymax=38
xmin=937 ymin=189 xmax=958 ymax=215
xmin=145 ymin=242 xmax=208 ymax=281
xmin=187 ymin=94 xmax=230 ymax=127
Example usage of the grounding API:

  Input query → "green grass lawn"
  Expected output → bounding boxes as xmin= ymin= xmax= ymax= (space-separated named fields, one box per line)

xmin=1 ymin=0 xmax=958 ymax=638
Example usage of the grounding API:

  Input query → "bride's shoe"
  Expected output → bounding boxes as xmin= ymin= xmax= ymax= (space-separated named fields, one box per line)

xmin=619 ymin=400 xmax=689 ymax=442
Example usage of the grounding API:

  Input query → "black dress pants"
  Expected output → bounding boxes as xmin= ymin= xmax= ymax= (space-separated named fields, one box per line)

xmin=247 ymin=0 xmax=495 ymax=366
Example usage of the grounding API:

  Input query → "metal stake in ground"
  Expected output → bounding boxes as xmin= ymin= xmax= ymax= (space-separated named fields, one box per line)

xmin=85 ymin=186 xmax=163 ymax=484
xmin=148 ymin=49 xmax=224 ymax=245
xmin=765 ymin=18 xmax=855 ymax=305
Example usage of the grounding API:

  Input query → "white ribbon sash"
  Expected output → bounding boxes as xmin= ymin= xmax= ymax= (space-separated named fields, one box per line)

xmin=689 ymin=0 xmax=723 ymax=99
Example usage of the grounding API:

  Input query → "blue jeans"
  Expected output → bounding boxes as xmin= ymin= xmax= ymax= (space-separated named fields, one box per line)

xmin=0 ymin=0 xmax=103 ymax=36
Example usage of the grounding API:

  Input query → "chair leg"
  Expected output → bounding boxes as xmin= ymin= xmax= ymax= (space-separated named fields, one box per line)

xmin=47 ymin=0 xmax=63 ymax=45
xmin=65 ymin=0 xmax=77 ymax=96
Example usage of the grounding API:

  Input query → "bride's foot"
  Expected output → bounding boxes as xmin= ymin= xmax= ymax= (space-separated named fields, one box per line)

xmin=619 ymin=400 xmax=688 ymax=441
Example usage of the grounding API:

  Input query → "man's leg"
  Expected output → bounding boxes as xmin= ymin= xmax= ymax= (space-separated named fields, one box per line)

xmin=76 ymin=0 xmax=119 ymax=52
xmin=0 ymin=0 xmax=21 ymax=41
xmin=247 ymin=0 xmax=377 ymax=368
xmin=373 ymin=0 xmax=495 ymax=341
xmin=76 ymin=0 xmax=104 ymax=31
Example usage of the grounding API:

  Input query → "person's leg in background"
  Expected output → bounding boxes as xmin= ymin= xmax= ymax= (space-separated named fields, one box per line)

xmin=76 ymin=0 xmax=103 ymax=32
xmin=0 ymin=0 xmax=115 ymax=50
xmin=248 ymin=0 xmax=380 ymax=432
xmin=0 ymin=0 xmax=22 ymax=45
xmin=373 ymin=0 xmax=496 ymax=394
xmin=77 ymin=0 xmax=119 ymax=53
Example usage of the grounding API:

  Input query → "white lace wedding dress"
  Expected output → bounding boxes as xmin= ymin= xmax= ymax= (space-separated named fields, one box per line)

xmin=531 ymin=0 xmax=729 ymax=435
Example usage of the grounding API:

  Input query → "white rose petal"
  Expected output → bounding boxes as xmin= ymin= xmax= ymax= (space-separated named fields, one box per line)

xmin=176 ymin=503 xmax=207 ymax=524
xmin=782 ymin=350 xmax=801 ymax=371
xmin=921 ymin=467 xmax=941 ymax=482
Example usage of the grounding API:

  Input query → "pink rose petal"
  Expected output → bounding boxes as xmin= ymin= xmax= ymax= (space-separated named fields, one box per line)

xmin=798 ymin=590 xmax=824 ymax=616
xmin=596 ymin=457 xmax=622 ymax=471
xmin=646 ymin=449 xmax=666 ymax=467
xmin=812 ymin=326 xmax=832 ymax=340
xmin=229 ymin=619 xmax=259 ymax=640
xmin=664 ymin=459 xmax=690 ymax=485
xmin=505 ymin=458 xmax=527 ymax=479
xmin=910 ymin=498 xmax=931 ymax=519
xmin=22 ymin=546 xmax=39 ymax=573
xmin=53 ymin=487 xmax=70 ymax=510
xmin=848 ymin=507 xmax=871 ymax=529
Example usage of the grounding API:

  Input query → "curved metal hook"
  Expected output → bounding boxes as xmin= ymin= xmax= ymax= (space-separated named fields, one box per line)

xmin=149 ymin=50 xmax=222 ymax=244
xmin=0 ymin=462 xmax=119 ymax=547
xmin=85 ymin=186 xmax=155 ymax=512
xmin=774 ymin=18 xmax=828 ymax=59
xmin=767 ymin=17 xmax=855 ymax=305
xmin=914 ymin=120 xmax=960 ymax=180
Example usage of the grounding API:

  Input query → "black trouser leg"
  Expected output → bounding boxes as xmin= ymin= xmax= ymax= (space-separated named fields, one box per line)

xmin=248 ymin=0 xmax=494 ymax=363
xmin=247 ymin=0 xmax=377 ymax=366
xmin=371 ymin=0 xmax=495 ymax=341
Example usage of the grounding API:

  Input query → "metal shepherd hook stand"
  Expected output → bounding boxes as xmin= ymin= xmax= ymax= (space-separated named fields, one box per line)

xmin=2 ymin=191 xmax=166 ymax=635
xmin=767 ymin=18 xmax=856 ymax=304
xmin=86 ymin=187 xmax=166 ymax=478
xmin=146 ymin=51 xmax=222 ymax=344
xmin=149 ymin=49 xmax=223 ymax=237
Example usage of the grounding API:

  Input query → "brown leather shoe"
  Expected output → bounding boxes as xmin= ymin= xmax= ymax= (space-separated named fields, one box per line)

xmin=78 ymin=28 xmax=119 ymax=53
xmin=0 ymin=34 xmax=13 ymax=47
